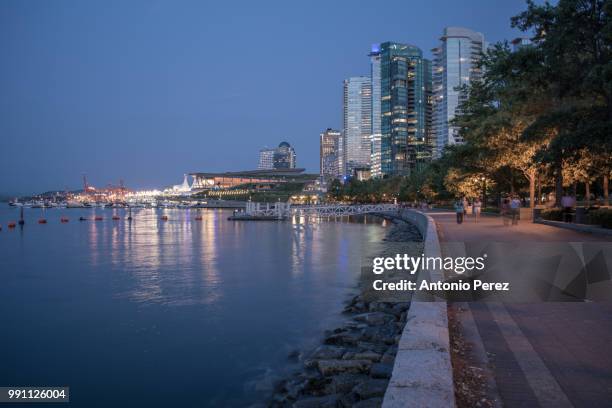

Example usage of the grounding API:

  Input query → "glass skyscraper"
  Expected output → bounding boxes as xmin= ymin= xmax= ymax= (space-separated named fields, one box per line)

xmin=374 ymin=42 xmax=431 ymax=177
xmin=343 ymin=76 xmax=372 ymax=177
xmin=432 ymin=27 xmax=486 ymax=158
xmin=369 ymin=46 xmax=382 ymax=178
xmin=319 ymin=128 xmax=342 ymax=181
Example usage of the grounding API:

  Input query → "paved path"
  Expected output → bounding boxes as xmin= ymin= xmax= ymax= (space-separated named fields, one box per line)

xmin=429 ymin=211 xmax=612 ymax=408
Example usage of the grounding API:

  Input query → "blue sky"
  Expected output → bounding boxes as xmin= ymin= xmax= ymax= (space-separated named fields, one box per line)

xmin=0 ymin=0 xmax=530 ymax=194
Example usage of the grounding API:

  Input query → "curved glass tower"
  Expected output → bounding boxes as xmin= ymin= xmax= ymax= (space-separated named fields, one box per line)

xmin=432 ymin=27 xmax=486 ymax=158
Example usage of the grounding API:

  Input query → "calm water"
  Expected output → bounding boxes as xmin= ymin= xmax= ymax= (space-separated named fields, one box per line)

xmin=0 ymin=206 xmax=385 ymax=407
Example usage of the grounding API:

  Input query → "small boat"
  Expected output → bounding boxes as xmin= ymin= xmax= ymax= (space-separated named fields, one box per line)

xmin=38 ymin=218 xmax=47 ymax=224
xmin=79 ymin=216 xmax=87 ymax=221
xmin=94 ymin=216 xmax=103 ymax=221
xmin=112 ymin=215 xmax=120 ymax=220
xmin=8 ymin=221 xmax=16 ymax=228
xmin=161 ymin=215 xmax=169 ymax=221
xmin=195 ymin=216 xmax=203 ymax=221
xmin=32 ymin=200 xmax=46 ymax=208
xmin=60 ymin=217 xmax=69 ymax=223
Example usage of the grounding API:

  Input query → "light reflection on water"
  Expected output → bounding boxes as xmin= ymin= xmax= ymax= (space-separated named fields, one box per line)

xmin=0 ymin=207 xmax=385 ymax=407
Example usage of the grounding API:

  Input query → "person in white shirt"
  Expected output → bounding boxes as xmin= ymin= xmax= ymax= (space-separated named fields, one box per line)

xmin=472 ymin=198 xmax=482 ymax=223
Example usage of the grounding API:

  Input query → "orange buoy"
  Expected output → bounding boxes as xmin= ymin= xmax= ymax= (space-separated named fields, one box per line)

xmin=161 ymin=215 xmax=168 ymax=221
xmin=38 ymin=218 xmax=47 ymax=224
xmin=8 ymin=221 xmax=16 ymax=229
xmin=195 ymin=216 xmax=203 ymax=221
xmin=94 ymin=216 xmax=103 ymax=221
xmin=60 ymin=217 xmax=69 ymax=223
xmin=112 ymin=215 xmax=120 ymax=220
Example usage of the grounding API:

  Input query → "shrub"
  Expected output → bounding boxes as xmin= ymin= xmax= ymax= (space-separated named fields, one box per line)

xmin=587 ymin=208 xmax=612 ymax=229
xmin=540 ymin=208 xmax=564 ymax=221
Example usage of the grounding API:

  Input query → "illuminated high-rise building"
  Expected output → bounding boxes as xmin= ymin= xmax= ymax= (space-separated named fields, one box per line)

xmin=343 ymin=76 xmax=372 ymax=177
xmin=258 ymin=148 xmax=275 ymax=170
xmin=432 ymin=27 xmax=486 ymax=158
xmin=273 ymin=141 xmax=296 ymax=169
xmin=373 ymin=42 xmax=432 ymax=176
xmin=320 ymin=128 xmax=342 ymax=181
xmin=258 ymin=142 xmax=296 ymax=170
xmin=369 ymin=46 xmax=382 ymax=178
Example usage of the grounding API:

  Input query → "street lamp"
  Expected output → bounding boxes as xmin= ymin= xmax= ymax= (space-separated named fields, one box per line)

xmin=480 ymin=176 xmax=487 ymax=207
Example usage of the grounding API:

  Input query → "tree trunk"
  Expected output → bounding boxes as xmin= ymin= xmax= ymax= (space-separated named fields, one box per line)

xmin=604 ymin=174 xmax=609 ymax=206
xmin=537 ymin=172 xmax=542 ymax=205
xmin=555 ymin=164 xmax=563 ymax=208
xmin=529 ymin=171 xmax=536 ymax=209
xmin=585 ymin=181 xmax=590 ymax=207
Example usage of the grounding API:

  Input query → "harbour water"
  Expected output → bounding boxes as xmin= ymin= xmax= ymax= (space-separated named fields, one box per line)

xmin=0 ymin=207 xmax=385 ymax=407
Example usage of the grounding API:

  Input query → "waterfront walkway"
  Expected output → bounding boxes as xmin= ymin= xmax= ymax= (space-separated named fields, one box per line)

xmin=429 ymin=211 xmax=612 ymax=407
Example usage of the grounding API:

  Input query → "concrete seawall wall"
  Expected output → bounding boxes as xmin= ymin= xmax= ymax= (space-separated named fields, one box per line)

xmin=383 ymin=209 xmax=456 ymax=408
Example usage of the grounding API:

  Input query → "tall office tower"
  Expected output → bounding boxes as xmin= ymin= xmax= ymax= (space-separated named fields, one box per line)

xmin=432 ymin=27 xmax=486 ymax=158
xmin=375 ymin=42 xmax=432 ymax=177
xmin=343 ymin=77 xmax=372 ymax=177
xmin=258 ymin=148 xmax=276 ymax=169
xmin=320 ymin=128 xmax=342 ymax=181
xmin=369 ymin=46 xmax=382 ymax=178
xmin=273 ymin=141 xmax=296 ymax=169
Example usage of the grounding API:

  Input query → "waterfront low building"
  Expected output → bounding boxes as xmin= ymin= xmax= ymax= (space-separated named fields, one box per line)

xmin=190 ymin=168 xmax=308 ymax=191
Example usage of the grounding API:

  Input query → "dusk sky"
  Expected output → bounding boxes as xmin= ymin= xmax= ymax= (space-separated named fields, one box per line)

xmin=1 ymin=0 xmax=530 ymax=195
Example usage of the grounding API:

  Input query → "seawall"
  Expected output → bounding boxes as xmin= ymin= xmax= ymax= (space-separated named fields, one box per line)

xmin=382 ymin=209 xmax=456 ymax=408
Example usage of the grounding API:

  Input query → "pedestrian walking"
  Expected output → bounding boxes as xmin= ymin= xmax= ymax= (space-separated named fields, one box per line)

xmin=510 ymin=196 xmax=521 ymax=225
xmin=501 ymin=197 xmax=510 ymax=226
xmin=473 ymin=197 xmax=482 ymax=223
xmin=455 ymin=198 xmax=464 ymax=224
xmin=561 ymin=193 xmax=576 ymax=222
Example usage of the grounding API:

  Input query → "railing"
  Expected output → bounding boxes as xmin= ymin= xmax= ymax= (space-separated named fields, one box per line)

xmin=243 ymin=202 xmax=399 ymax=218
xmin=291 ymin=203 xmax=398 ymax=217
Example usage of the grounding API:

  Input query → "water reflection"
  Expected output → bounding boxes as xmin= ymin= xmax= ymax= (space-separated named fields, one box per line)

xmin=0 ymin=206 xmax=388 ymax=407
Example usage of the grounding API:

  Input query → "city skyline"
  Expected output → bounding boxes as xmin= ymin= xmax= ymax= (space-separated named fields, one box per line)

xmin=0 ymin=0 xmax=528 ymax=195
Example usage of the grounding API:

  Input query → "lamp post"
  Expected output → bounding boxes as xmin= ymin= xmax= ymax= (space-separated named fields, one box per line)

xmin=481 ymin=176 xmax=487 ymax=208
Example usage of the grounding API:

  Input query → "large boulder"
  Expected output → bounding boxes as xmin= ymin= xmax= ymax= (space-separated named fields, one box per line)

xmin=317 ymin=359 xmax=371 ymax=376
xmin=354 ymin=312 xmax=396 ymax=326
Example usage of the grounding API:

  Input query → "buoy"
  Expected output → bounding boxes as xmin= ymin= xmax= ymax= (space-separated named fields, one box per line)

xmin=94 ymin=216 xmax=103 ymax=221
xmin=38 ymin=218 xmax=47 ymax=224
xmin=60 ymin=217 xmax=69 ymax=223
xmin=195 ymin=216 xmax=203 ymax=221
xmin=8 ymin=221 xmax=16 ymax=228
xmin=112 ymin=215 xmax=120 ymax=220
xmin=161 ymin=215 xmax=168 ymax=221
xmin=79 ymin=216 xmax=87 ymax=221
